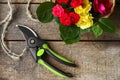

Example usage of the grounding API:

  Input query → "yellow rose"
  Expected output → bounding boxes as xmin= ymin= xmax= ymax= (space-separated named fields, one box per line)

xmin=76 ymin=13 xmax=93 ymax=29
xmin=74 ymin=0 xmax=93 ymax=29
xmin=74 ymin=0 xmax=92 ymax=15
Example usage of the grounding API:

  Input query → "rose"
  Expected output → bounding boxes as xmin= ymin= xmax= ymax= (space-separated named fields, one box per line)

xmin=64 ymin=9 xmax=70 ymax=14
xmin=56 ymin=0 xmax=69 ymax=4
xmin=52 ymin=4 xmax=64 ymax=17
xmin=70 ymin=0 xmax=83 ymax=8
xmin=76 ymin=14 xmax=93 ymax=29
xmin=74 ymin=0 xmax=93 ymax=29
xmin=70 ymin=12 xmax=80 ymax=24
xmin=60 ymin=12 xmax=71 ymax=26
xmin=60 ymin=12 xmax=80 ymax=26
xmin=93 ymin=0 xmax=113 ymax=15
xmin=74 ymin=0 xmax=92 ymax=15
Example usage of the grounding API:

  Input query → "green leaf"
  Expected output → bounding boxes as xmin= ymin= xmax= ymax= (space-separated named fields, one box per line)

xmin=61 ymin=34 xmax=80 ymax=44
xmin=54 ymin=17 xmax=60 ymax=24
xmin=59 ymin=24 xmax=80 ymax=44
xmin=36 ymin=2 xmax=54 ymax=23
xmin=92 ymin=23 xmax=103 ymax=37
xmin=80 ymin=28 xmax=91 ymax=33
xmin=99 ymin=18 xmax=116 ymax=33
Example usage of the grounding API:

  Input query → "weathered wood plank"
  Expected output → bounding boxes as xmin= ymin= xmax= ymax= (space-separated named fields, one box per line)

xmin=0 ymin=0 xmax=49 ymax=3
xmin=0 ymin=4 xmax=120 ymax=40
xmin=0 ymin=0 xmax=119 ymax=3
xmin=0 ymin=41 xmax=120 ymax=80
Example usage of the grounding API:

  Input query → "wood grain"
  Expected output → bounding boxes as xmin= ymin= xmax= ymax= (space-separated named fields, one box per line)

xmin=0 ymin=4 xmax=120 ymax=41
xmin=0 ymin=41 xmax=120 ymax=80
xmin=0 ymin=1 xmax=120 ymax=80
xmin=0 ymin=0 xmax=119 ymax=3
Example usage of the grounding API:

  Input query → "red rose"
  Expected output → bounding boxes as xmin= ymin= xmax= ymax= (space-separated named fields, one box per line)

xmin=52 ymin=4 xmax=64 ymax=17
xmin=60 ymin=12 xmax=71 ymax=26
xmin=70 ymin=12 xmax=80 ymax=24
xmin=64 ymin=9 xmax=70 ymax=14
xmin=93 ymin=0 xmax=113 ymax=15
xmin=56 ymin=0 xmax=69 ymax=4
xmin=70 ymin=0 xmax=83 ymax=8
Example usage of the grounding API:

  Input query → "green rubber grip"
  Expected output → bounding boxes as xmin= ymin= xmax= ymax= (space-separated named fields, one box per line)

xmin=38 ymin=59 xmax=72 ymax=78
xmin=42 ymin=44 xmax=73 ymax=64
xmin=37 ymin=49 xmax=73 ymax=78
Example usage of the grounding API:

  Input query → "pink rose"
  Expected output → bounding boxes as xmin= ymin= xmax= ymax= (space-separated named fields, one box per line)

xmin=93 ymin=0 xmax=113 ymax=15
xmin=52 ymin=4 xmax=64 ymax=17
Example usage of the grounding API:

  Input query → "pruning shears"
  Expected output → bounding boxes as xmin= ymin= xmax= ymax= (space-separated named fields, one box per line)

xmin=17 ymin=25 xmax=76 ymax=78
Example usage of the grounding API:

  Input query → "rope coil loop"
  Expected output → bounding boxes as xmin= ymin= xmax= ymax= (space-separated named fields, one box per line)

xmin=0 ymin=0 xmax=27 ymax=60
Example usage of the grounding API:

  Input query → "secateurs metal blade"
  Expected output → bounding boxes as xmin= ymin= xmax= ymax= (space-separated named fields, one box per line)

xmin=17 ymin=25 xmax=76 ymax=78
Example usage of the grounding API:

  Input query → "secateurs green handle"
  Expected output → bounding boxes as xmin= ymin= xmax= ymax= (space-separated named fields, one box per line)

xmin=42 ymin=44 xmax=75 ymax=66
xmin=36 ymin=43 xmax=76 ymax=78
xmin=17 ymin=25 xmax=76 ymax=78
xmin=37 ymin=46 xmax=73 ymax=78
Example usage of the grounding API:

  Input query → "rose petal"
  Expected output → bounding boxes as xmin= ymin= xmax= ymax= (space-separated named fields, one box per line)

xmin=99 ymin=3 xmax=105 ymax=11
xmin=93 ymin=0 xmax=113 ymax=15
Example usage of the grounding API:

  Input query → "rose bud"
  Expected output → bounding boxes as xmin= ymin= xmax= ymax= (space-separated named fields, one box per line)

xmin=93 ymin=0 xmax=113 ymax=16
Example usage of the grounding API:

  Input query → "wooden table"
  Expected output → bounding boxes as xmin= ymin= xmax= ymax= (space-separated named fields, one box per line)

xmin=0 ymin=0 xmax=120 ymax=80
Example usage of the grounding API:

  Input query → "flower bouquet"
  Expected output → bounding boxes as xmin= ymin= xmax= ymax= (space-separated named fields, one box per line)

xmin=36 ymin=0 xmax=116 ymax=44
